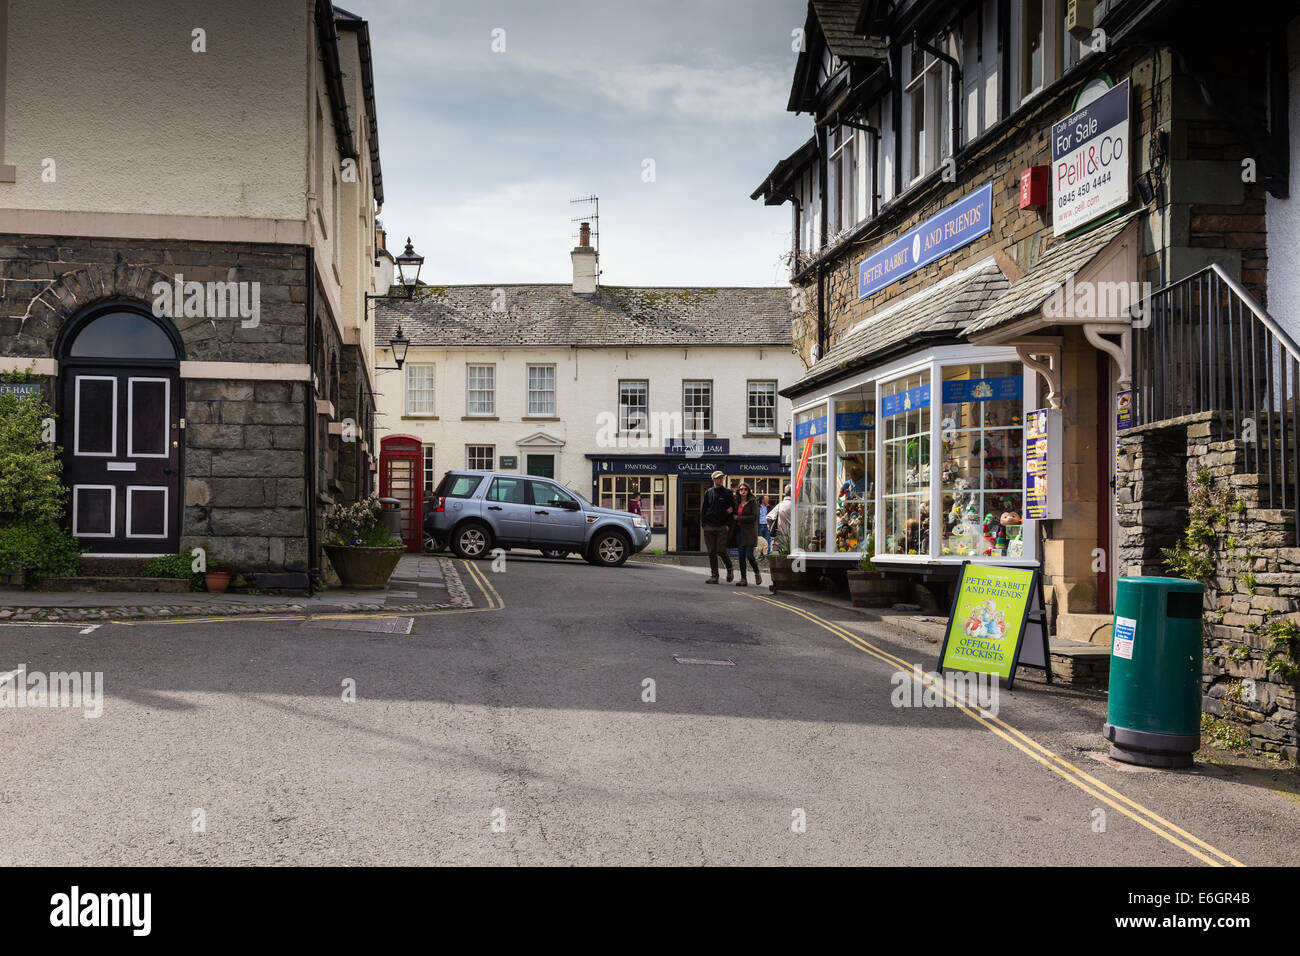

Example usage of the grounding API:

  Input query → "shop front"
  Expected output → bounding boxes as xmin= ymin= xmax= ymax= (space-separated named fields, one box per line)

xmin=791 ymin=347 xmax=1037 ymax=579
xmin=588 ymin=453 xmax=787 ymax=553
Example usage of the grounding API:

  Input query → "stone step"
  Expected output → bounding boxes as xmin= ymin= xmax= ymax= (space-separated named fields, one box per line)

xmin=38 ymin=576 xmax=192 ymax=593
xmin=77 ymin=556 xmax=154 ymax=577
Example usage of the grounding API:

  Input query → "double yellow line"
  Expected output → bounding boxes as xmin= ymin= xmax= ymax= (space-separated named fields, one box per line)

xmin=749 ymin=592 xmax=1244 ymax=868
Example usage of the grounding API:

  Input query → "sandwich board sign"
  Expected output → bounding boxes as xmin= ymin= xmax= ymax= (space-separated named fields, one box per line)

xmin=937 ymin=562 xmax=1051 ymax=690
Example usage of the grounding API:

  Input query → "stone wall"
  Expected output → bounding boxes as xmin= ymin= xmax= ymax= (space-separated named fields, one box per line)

xmin=1117 ymin=413 xmax=1299 ymax=762
xmin=0 ymin=233 xmax=314 ymax=574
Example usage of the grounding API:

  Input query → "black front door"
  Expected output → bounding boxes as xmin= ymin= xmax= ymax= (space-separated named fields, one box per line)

xmin=680 ymin=480 xmax=707 ymax=552
xmin=61 ymin=367 xmax=181 ymax=554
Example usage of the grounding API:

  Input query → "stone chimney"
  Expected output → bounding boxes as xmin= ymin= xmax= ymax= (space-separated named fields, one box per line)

xmin=571 ymin=221 xmax=598 ymax=295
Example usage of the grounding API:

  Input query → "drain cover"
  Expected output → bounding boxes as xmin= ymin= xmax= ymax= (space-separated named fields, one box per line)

xmin=627 ymin=620 xmax=758 ymax=645
xmin=305 ymin=616 xmax=414 ymax=634
xmin=673 ymin=656 xmax=736 ymax=666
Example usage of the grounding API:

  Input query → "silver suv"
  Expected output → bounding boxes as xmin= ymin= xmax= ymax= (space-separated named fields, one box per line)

xmin=424 ymin=471 xmax=651 ymax=567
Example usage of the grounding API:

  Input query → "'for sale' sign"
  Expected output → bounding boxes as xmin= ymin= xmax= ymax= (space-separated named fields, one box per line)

xmin=1051 ymin=78 xmax=1130 ymax=236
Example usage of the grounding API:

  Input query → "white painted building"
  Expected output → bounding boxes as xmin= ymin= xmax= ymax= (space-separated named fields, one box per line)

xmin=373 ymin=232 xmax=802 ymax=552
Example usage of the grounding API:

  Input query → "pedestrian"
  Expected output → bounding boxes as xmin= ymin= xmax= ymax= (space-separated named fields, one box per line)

xmin=628 ymin=491 xmax=642 ymax=517
xmin=699 ymin=470 xmax=735 ymax=584
xmin=768 ymin=484 xmax=793 ymax=553
xmin=758 ymin=493 xmax=772 ymax=550
xmin=731 ymin=483 xmax=761 ymax=586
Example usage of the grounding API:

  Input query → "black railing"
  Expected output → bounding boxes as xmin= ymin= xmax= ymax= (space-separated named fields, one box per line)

xmin=1133 ymin=265 xmax=1300 ymax=536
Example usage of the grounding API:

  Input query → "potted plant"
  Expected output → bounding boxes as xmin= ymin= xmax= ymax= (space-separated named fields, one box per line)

xmin=204 ymin=559 xmax=235 ymax=595
xmin=846 ymin=533 xmax=906 ymax=608
xmin=767 ymin=535 xmax=815 ymax=592
xmin=323 ymin=494 xmax=405 ymax=589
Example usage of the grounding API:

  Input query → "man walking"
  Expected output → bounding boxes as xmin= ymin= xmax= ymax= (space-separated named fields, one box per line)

xmin=700 ymin=470 xmax=735 ymax=584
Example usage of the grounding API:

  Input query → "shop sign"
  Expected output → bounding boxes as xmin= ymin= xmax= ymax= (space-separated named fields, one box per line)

xmin=0 ymin=382 xmax=41 ymax=399
xmin=834 ymin=411 xmax=875 ymax=431
xmin=732 ymin=461 xmax=785 ymax=474
xmin=858 ymin=183 xmax=992 ymax=300
xmin=1115 ymin=389 xmax=1134 ymax=431
xmin=794 ymin=415 xmax=827 ymax=441
xmin=881 ymin=384 xmax=930 ymax=418
xmin=1024 ymin=408 xmax=1062 ymax=520
xmin=937 ymin=563 xmax=1050 ymax=688
xmin=941 ymin=376 xmax=1022 ymax=404
xmin=665 ymin=438 xmax=729 ymax=455
xmin=1052 ymin=78 xmax=1130 ymax=236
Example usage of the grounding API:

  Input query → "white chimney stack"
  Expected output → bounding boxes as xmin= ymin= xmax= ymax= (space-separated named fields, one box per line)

xmin=571 ymin=221 xmax=598 ymax=295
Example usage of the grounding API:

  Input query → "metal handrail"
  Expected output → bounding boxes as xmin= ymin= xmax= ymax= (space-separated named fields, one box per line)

xmin=1133 ymin=265 xmax=1300 ymax=540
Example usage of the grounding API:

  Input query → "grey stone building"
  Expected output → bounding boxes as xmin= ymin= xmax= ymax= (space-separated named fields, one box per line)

xmin=0 ymin=1 xmax=390 ymax=589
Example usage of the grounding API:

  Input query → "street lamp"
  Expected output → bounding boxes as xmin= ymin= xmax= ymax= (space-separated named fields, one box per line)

xmin=375 ymin=326 xmax=411 ymax=371
xmin=364 ymin=236 xmax=425 ymax=319
xmin=779 ymin=430 xmax=792 ymax=468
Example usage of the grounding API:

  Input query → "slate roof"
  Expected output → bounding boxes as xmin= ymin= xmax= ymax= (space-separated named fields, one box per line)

xmin=966 ymin=211 xmax=1142 ymax=336
xmin=811 ymin=1 xmax=888 ymax=61
xmin=786 ymin=210 xmax=1143 ymax=394
xmin=375 ymin=285 xmax=793 ymax=348
xmin=788 ymin=260 xmax=1010 ymax=393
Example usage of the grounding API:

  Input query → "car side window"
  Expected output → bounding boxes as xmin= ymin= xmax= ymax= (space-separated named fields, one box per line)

xmin=488 ymin=477 xmax=530 ymax=504
xmin=530 ymin=481 xmax=576 ymax=509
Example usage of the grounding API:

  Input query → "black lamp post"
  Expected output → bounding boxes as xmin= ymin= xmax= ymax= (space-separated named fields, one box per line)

xmin=779 ymin=430 xmax=793 ymax=469
xmin=375 ymin=325 xmax=411 ymax=371
xmin=365 ymin=236 xmax=425 ymax=318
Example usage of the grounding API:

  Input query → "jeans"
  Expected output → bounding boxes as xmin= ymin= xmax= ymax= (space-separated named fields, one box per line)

xmin=738 ymin=545 xmax=760 ymax=580
xmin=702 ymin=525 xmax=733 ymax=577
xmin=759 ymin=524 xmax=771 ymax=549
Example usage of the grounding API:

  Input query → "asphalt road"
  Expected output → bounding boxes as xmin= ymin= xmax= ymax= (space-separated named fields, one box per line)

xmin=0 ymin=554 xmax=1296 ymax=866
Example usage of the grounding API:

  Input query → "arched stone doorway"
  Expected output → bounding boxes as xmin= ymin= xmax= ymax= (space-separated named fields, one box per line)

xmin=55 ymin=303 xmax=184 ymax=555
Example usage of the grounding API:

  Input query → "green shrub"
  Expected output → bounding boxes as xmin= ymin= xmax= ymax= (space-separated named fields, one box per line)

xmin=141 ymin=553 xmax=203 ymax=591
xmin=0 ymin=521 xmax=82 ymax=585
xmin=0 ymin=385 xmax=67 ymax=525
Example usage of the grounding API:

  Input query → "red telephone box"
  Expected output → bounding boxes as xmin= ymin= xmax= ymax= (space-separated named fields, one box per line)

xmin=379 ymin=434 xmax=423 ymax=552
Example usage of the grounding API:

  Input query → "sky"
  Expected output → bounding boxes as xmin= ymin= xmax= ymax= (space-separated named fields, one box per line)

xmin=342 ymin=0 xmax=809 ymax=288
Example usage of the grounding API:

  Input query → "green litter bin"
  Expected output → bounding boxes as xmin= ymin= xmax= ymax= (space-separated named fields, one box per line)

xmin=1103 ymin=576 xmax=1205 ymax=768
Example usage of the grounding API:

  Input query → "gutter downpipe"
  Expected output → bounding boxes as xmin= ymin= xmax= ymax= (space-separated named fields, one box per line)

xmin=816 ymin=123 xmax=829 ymax=360
xmin=305 ymin=249 xmax=318 ymax=596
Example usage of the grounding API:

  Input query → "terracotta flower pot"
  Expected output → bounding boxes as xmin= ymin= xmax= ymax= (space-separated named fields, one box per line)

xmin=846 ymin=569 xmax=906 ymax=608
xmin=204 ymin=570 xmax=233 ymax=594
xmin=325 ymin=545 xmax=405 ymax=589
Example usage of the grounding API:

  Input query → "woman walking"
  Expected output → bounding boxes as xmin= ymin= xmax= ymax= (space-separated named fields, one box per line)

xmin=731 ymin=483 xmax=761 ymax=586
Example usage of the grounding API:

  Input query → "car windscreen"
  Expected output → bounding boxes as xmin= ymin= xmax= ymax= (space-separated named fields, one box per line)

xmin=434 ymin=473 xmax=482 ymax=499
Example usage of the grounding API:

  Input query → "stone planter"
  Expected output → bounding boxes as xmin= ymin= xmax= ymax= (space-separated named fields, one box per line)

xmin=768 ymin=554 xmax=815 ymax=592
xmin=325 ymin=545 xmax=404 ymax=590
xmin=846 ymin=569 xmax=907 ymax=608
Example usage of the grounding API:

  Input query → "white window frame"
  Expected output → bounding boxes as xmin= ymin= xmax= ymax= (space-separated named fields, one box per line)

xmin=828 ymin=125 xmax=859 ymax=236
xmin=526 ymin=364 xmax=557 ymax=417
xmin=747 ymin=380 xmax=778 ymax=434
xmin=683 ymin=380 xmax=713 ymax=435
xmin=903 ymin=41 xmax=951 ymax=184
xmin=619 ymin=380 xmax=649 ymax=433
xmin=466 ymin=444 xmax=495 ymax=470
xmin=405 ymin=364 xmax=436 ymax=417
xmin=1015 ymin=0 xmax=1066 ymax=106
xmin=423 ymin=445 xmax=436 ymax=493
xmin=466 ymin=364 xmax=496 ymax=417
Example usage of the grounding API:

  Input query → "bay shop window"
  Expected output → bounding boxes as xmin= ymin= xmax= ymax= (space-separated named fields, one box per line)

xmin=791 ymin=350 xmax=1035 ymax=564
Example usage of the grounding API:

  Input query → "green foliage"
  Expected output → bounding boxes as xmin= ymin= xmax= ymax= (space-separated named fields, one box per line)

xmin=1263 ymin=618 xmax=1300 ymax=681
xmin=141 ymin=553 xmax=203 ymax=591
xmin=1162 ymin=468 xmax=1241 ymax=585
xmin=1201 ymin=713 xmax=1250 ymax=750
xmin=0 ymin=389 xmax=67 ymax=525
xmin=0 ymin=521 xmax=81 ymax=585
xmin=323 ymin=494 xmax=401 ymax=548
xmin=857 ymin=532 xmax=877 ymax=571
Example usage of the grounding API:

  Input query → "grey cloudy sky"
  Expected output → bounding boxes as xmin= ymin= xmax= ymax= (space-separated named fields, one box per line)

xmin=343 ymin=0 xmax=808 ymax=288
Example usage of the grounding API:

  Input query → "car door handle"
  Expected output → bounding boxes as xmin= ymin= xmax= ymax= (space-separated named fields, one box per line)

xmin=534 ymin=510 xmax=549 ymax=515
xmin=487 ymin=505 xmax=503 ymax=511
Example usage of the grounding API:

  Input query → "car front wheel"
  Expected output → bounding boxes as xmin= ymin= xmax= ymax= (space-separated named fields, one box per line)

xmin=589 ymin=530 xmax=631 ymax=568
xmin=451 ymin=522 xmax=492 ymax=559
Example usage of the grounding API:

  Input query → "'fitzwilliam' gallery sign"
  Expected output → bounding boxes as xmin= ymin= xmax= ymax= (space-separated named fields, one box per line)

xmin=857 ymin=182 xmax=992 ymax=300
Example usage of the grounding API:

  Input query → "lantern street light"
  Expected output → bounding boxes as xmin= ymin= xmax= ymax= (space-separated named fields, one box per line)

xmin=375 ymin=325 xmax=411 ymax=371
xmin=364 ymin=236 xmax=425 ymax=319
